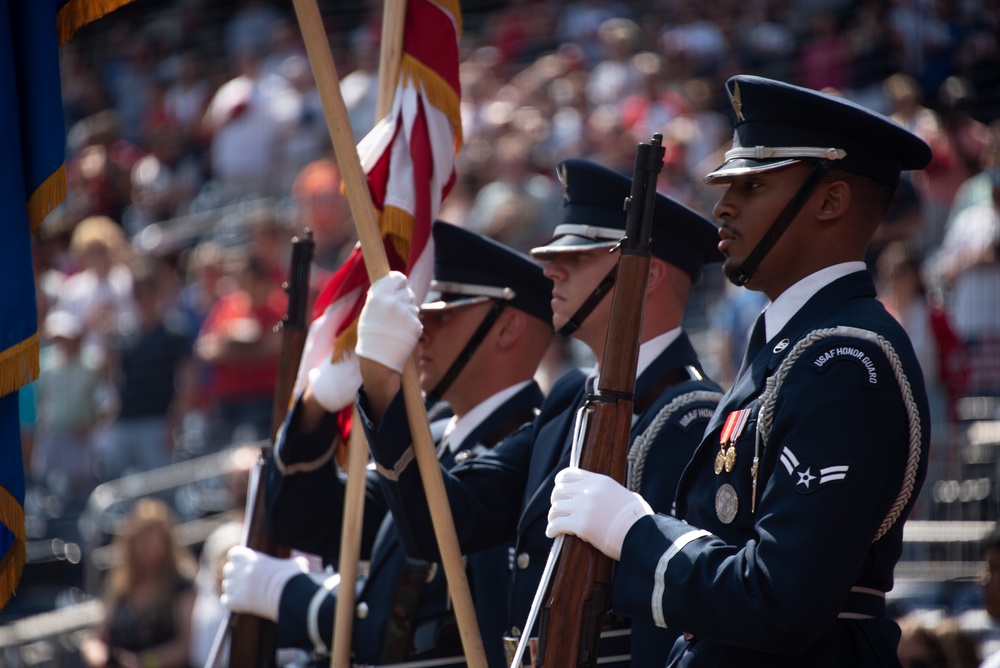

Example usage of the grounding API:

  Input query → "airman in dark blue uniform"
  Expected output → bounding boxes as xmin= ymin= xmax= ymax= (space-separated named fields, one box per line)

xmin=546 ymin=75 xmax=935 ymax=667
xmin=222 ymin=222 xmax=556 ymax=667
xmin=357 ymin=159 xmax=723 ymax=667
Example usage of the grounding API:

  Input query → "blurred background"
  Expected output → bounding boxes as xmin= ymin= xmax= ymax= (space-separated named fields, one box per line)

xmin=6 ymin=0 xmax=1000 ymax=666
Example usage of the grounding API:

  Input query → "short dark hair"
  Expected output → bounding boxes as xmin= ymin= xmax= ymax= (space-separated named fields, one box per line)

xmin=826 ymin=167 xmax=897 ymax=218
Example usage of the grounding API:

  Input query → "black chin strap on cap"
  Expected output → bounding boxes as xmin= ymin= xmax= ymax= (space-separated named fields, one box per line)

xmin=731 ymin=159 xmax=832 ymax=286
xmin=556 ymin=264 xmax=618 ymax=338
xmin=426 ymin=300 xmax=506 ymax=405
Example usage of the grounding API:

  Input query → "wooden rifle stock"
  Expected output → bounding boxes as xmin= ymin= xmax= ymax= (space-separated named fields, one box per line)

xmin=228 ymin=230 xmax=315 ymax=668
xmin=535 ymin=137 xmax=665 ymax=668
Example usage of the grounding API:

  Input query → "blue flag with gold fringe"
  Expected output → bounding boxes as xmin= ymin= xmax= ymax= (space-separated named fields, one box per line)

xmin=1 ymin=0 xmax=137 ymax=609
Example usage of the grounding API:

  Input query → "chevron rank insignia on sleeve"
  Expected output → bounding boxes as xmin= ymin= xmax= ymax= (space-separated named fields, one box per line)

xmin=779 ymin=446 xmax=850 ymax=494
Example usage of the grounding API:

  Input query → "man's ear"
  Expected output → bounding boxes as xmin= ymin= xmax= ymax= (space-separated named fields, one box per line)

xmin=816 ymin=180 xmax=851 ymax=221
xmin=647 ymin=257 xmax=668 ymax=291
xmin=496 ymin=309 xmax=526 ymax=350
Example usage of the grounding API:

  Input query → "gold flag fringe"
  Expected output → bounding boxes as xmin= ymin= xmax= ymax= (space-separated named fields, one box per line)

xmin=333 ymin=319 xmax=359 ymax=362
xmin=27 ymin=165 xmax=66 ymax=235
xmin=0 ymin=486 xmax=25 ymax=609
xmin=400 ymin=55 xmax=463 ymax=152
xmin=0 ymin=334 xmax=39 ymax=397
xmin=381 ymin=206 xmax=415 ymax=263
xmin=57 ymin=0 xmax=139 ymax=45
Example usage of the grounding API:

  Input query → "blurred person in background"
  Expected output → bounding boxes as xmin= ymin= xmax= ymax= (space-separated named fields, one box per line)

xmin=126 ymin=122 xmax=202 ymax=235
xmin=877 ymin=242 xmax=968 ymax=518
xmin=32 ymin=311 xmax=108 ymax=497
xmin=102 ymin=25 xmax=161 ymax=145
xmin=290 ymin=157 xmax=355 ymax=282
xmin=53 ymin=214 xmax=136 ymax=358
xmin=556 ymin=0 xmax=632 ymax=63
xmin=465 ymin=132 xmax=562 ymax=253
xmin=276 ymin=54 xmax=328 ymax=194
xmin=619 ymin=51 xmax=686 ymax=145
xmin=658 ymin=0 xmax=729 ymax=79
xmin=201 ymin=45 xmax=299 ymax=201
xmin=103 ymin=256 xmax=195 ymax=481
xmin=80 ymin=498 xmax=197 ymax=668
xmin=946 ymin=121 xmax=1000 ymax=240
xmin=340 ymin=27 xmax=380 ymax=141
xmin=796 ymin=11 xmax=851 ymax=94
xmin=585 ymin=17 xmax=644 ymax=107
xmin=927 ymin=150 xmax=1000 ymax=397
xmin=174 ymin=240 xmax=226 ymax=346
xmin=195 ymin=250 xmax=284 ymax=448
xmin=933 ymin=617 xmax=980 ymax=668
xmin=896 ymin=614 xmax=949 ymax=668
xmin=164 ymin=50 xmax=211 ymax=157
xmin=65 ymin=111 xmax=141 ymax=225
xmin=224 ymin=0 xmax=282 ymax=59
xmin=246 ymin=208 xmax=293 ymax=289
xmin=913 ymin=76 xmax=990 ymax=253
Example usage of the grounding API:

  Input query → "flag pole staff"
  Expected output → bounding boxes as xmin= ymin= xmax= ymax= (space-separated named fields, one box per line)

xmin=289 ymin=2 xmax=488 ymax=666
xmin=330 ymin=406 xmax=368 ymax=668
xmin=375 ymin=0 xmax=406 ymax=120
xmin=330 ymin=0 xmax=406 ymax=657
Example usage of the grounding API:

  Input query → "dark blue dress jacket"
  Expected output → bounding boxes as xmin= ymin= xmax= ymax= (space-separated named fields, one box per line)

xmin=265 ymin=382 xmax=544 ymax=667
xmin=361 ymin=333 xmax=721 ymax=667
xmin=611 ymin=272 xmax=931 ymax=667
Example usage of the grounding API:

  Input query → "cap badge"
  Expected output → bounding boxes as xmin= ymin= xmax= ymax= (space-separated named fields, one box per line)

xmin=731 ymin=81 xmax=745 ymax=122
xmin=558 ymin=163 xmax=570 ymax=202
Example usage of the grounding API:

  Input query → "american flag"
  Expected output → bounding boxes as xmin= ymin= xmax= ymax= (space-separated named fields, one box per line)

xmin=292 ymin=0 xmax=463 ymax=444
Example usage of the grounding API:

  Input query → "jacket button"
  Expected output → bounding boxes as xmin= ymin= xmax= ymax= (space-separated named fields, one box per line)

xmin=356 ymin=602 xmax=369 ymax=619
xmin=516 ymin=552 xmax=530 ymax=569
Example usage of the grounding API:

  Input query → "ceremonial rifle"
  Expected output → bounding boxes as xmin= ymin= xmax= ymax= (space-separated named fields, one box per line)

xmin=219 ymin=230 xmax=315 ymax=668
xmin=535 ymin=136 xmax=665 ymax=668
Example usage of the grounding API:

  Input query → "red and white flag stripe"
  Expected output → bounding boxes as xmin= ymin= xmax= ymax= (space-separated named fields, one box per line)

xmin=292 ymin=0 xmax=462 ymax=417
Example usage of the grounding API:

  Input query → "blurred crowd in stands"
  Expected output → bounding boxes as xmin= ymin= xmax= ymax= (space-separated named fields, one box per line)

xmin=11 ymin=0 xmax=1000 ymax=664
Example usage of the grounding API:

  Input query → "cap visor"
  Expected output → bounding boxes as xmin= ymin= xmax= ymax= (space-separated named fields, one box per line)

xmin=530 ymin=235 xmax=617 ymax=260
xmin=703 ymin=157 xmax=801 ymax=184
xmin=420 ymin=295 xmax=491 ymax=312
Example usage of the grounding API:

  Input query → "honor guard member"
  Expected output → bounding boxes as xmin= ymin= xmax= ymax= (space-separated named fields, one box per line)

xmin=221 ymin=222 xmax=556 ymax=667
xmin=547 ymin=75 xmax=934 ymax=667
xmin=357 ymin=159 xmax=723 ymax=666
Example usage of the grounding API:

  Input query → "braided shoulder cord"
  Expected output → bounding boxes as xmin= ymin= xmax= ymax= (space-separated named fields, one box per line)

xmin=756 ymin=326 xmax=922 ymax=542
xmin=626 ymin=390 xmax=724 ymax=493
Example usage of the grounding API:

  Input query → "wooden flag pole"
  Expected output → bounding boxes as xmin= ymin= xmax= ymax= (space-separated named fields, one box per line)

xmin=330 ymin=407 xmax=369 ymax=668
xmin=289 ymin=1 xmax=488 ymax=666
xmin=375 ymin=0 xmax=407 ymax=120
xmin=331 ymin=1 xmax=405 ymax=663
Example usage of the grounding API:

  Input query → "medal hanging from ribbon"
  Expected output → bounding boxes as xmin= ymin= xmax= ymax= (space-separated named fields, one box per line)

xmin=715 ymin=408 xmax=751 ymax=474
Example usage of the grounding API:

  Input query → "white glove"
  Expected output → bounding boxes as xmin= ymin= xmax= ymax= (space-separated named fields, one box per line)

xmin=546 ymin=466 xmax=653 ymax=561
xmin=220 ymin=546 xmax=310 ymax=621
xmin=356 ymin=271 xmax=422 ymax=373
xmin=308 ymin=351 xmax=362 ymax=412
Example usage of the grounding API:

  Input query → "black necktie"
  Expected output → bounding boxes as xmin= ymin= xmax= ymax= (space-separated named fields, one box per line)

xmin=736 ymin=312 xmax=767 ymax=379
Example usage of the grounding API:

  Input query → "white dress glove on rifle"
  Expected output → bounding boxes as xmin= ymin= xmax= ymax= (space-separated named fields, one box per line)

xmin=220 ymin=546 xmax=310 ymax=621
xmin=546 ymin=466 xmax=653 ymax=561
xmin=308 ymin=351 xmax=362 ymax=413
xmin=355 ymin=271 xmax=423 ymax=373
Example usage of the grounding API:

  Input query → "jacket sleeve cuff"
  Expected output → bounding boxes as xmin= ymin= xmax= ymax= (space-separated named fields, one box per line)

xmin=357 ymin=388 xmax=414 ymax=476
xmin=273 ymin=395 xmax=342 ymax=474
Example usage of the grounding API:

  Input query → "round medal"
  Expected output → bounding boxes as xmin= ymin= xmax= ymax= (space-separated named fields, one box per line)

xmin=714 ymin=449 xmax=725 ymax=475
xmin=715 ymin=483 xmax=739 ymax=524
xmin=724 ymin=445 xmax=736 ymax=472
